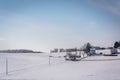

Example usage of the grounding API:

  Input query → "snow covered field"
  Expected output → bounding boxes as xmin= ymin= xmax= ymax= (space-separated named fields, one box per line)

xmin=0 ymin=53 xmax=120 ymax=80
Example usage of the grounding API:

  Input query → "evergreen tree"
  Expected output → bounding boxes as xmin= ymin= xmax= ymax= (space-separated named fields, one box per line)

xmin=85 ymin=42 xmax=92 ymax=53
xmin=114 ymin=41 xmax=119 ymax=48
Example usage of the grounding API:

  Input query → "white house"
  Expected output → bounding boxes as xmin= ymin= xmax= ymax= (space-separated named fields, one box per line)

xmin=96 ymin=49 xmax=111 ymax=55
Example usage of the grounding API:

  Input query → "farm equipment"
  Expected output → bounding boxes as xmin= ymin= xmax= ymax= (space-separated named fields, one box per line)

xmin=65 ymin=52 xmax=81 ymax=61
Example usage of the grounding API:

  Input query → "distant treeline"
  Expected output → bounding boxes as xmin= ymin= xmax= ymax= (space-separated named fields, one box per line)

xmin=50 ymin=42 xmax=107 ymax=53
xmin=50 ymin=41 xmax=120 ymax=53
xmin=0 ymin=49 xmax=42 ymax=53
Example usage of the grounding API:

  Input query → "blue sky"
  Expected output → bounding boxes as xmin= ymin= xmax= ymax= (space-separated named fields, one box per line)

xmin=0 ymin=0 xmax=120 ymax=52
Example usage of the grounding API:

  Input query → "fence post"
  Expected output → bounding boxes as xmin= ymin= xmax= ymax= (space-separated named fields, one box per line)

xmin=49 ymin=53 xmax=51 ymax=66
xmin=6 ymin=58 xmax=8 ymax=75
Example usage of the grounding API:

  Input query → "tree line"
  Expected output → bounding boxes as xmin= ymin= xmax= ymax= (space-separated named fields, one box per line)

xmin=50 ymin=42 xmax=92 ymax=53
xmin=50 ymin=41 xmax=120 ymax=53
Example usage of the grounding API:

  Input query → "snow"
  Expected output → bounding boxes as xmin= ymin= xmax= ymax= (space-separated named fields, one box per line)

xmin=0 ymin=53 xmax=120 ymax=80
xmin=117 ymin=49 xmax=120 ymax=53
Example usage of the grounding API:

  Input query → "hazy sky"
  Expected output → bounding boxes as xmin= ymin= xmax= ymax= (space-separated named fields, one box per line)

xmin=0 ymin=0 xmax=120 ymax=52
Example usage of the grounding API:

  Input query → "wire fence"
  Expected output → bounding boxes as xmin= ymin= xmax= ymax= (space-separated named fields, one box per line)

xmin=0 ymin=53 xmax=67 ymax=76
xmin=1 ymin=53 xmax=118 ymax=77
